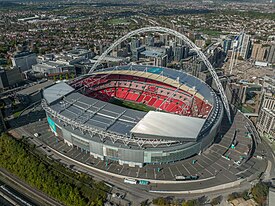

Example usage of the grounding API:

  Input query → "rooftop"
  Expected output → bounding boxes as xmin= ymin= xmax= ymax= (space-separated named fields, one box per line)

xmin=43 ymin=82 xmax=75 ymax=104
xmin=141 ymin=50 xmax=164 ymax=58
xmin=13 ymin=51 xmax=36 ymax=58
xmin=131 ymin=111 xmax=205 ymax=141
xmin=17 ymin=80 xmax=54 ymax=96
xmin=48 ymin=92 xmax=146 ymax=136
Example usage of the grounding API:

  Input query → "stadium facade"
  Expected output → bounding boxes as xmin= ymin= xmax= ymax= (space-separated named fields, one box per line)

xmin=42 ymin=65 xmax=224 ymax=167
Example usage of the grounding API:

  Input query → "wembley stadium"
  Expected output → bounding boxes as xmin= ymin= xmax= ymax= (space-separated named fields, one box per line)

xmin=42 ymin=65 xmax=224 ymax=167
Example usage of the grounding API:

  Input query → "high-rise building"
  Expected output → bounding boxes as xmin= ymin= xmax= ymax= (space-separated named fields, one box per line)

xmin=257 ymin=96 xmax=275 ymax=138
xmin=251 ymin=43 xmax=269 ymax=62
xmin=256 ymin=75 xmax=275 ymax=138
xmin=145 ymin=36 xmax=154 ymax=47
xmin=183 ymin=47 xmax=189 ymax=59
xmin=267 ymin=44 xmax=275 ymax=64
xmin=174 ymin=46 xmax=184 ymax=62
xmin=131 ymin=46 xmax=145 ymax=61
xmin=169 ymin=40 xmax=176 ymax=50
xmin=239 ymin=33 xmax=251 ymax=59
xmin=251 ymin=43 xmax=262 ymax=60
xmin=160 ymin=34 xmax=168 ymax=45
xmin=223 ymin=38 xmax=232 ymax=54
xmin=154 ymin=54 xmax=168 ymax=67
xmin=131 ymin=38 xmax=141 ymax=51
xmin=11 ymin=51 xmax=37 ymax=72
xmin=117 ymin=47 xmax=128 ymax=57
xmin=0 ymin=67 xmax=23 ymax=89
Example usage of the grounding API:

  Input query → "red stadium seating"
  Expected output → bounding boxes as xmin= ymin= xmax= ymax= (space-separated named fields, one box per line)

xmin=153 ymin=99 xmax=163 ymax=108
xmin=73 ymin=74 xmax=212 ymax=118
xmin=137 ymin=94 xmax=145 ymax=103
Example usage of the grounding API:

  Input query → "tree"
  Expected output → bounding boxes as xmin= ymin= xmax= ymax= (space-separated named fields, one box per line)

xmin=71 ymin=73 xmax=75 ymax=79
xmin=141 ymin=199 xmax=150 ymax=206
xmin=205 ymin=39 xmax=212 ymax=48
xmin=0 ymin=133 xmax=108 ymax=206
xmin=182 ymin=199 xmax=199 ymax=206
xmin=227 ymin=192 xmax=241 ymax=201
xmin=97 ymin=198 xmax=103 ymax=206
xmin=241 ymin=190 xmax=250 ymax=201
xmin=210 ymin=195 xmax=223 ymax=205
xmin=251 ymin=182 xmax=269 ymax=205
xmin=6 ymin=58 xmax=11 ymax=66
xmin=33 ymin=45 xmax=39 ymax=54
xmin=152 ymin=197 xmax=168 ymax=205
xmin=237 ymin=56 xmax=244 ymax=60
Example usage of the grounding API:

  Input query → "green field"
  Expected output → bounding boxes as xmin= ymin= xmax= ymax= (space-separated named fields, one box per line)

xmin=199 ymin=29 xmax=222 ymax=37
xmin=107 ymin=18 xmax=130 ymax=25
xmin=110 ymin=98 xmax=155 ymax=112
xmin=240 ymin=105 xmax=254 ymax=113
xmin=13 ymin=110 xmax=22 ymax=118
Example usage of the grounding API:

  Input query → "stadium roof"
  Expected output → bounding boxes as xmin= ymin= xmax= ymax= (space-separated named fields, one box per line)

xmin=43 ymin=82 xmax=75 ymax=104
xmin=49 ymin=92 xmax=146 ymax=136
xmin=130 ymin=111 xmax=206 ymax=141
xmin=46 ymin=89 xmax=206 ymax=141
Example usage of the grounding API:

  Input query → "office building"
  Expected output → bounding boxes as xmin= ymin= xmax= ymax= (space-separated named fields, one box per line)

xmin=223 ymin=38 xmax=232 ymax=54
xmin=267 ymin=44 xmax=275 ymax=64
xmin=132 ymin=46 xmax=145 ymax=61
xmin=154 ymin=54 xmax=168 ymax=67
xmin=174 ymin=46 xmax=184 ymax=62
xmin=130 ymin=38 xmax=141 ymax=51
xmin=251 ymin=43 xmax=269 ymax=62
xmin=145 ymin=36 xmax=154 ymax=47
xmin=32 ymin=61 xmax=75 ymax=78
xmin=239 ymin=33 xmax=251 ymax=59
xmin=256 ymin=75 xmax=275 ymax=138
xmin=11 ymin=51 xmax=37 ymax=72
xmin=0 ymin=67 xmax=23 ymax=89
xmin=160 ymin=34 xmax=169 ymax=45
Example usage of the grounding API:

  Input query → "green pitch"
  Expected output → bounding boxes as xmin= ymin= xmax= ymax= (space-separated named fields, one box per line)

xmin=110 ymin=98 xmax=155 ymax=112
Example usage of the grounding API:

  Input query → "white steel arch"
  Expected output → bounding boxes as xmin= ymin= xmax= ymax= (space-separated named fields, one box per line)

xmin=89 ymin=27 xmax=231 ymax=123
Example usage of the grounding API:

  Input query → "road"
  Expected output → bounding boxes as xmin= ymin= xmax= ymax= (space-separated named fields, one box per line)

xmin=0 ymin=168 xmax=63 ymax=206
xmin=0 ymin=176 xmax=40 ymax=206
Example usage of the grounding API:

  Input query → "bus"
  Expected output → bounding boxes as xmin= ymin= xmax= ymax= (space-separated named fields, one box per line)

xmin=175 ymin=175 xmax=199 ymax=181
xmin=124 ymin=178 xmax=137 ymax=184
xmin=138 ymin=180 xmax=150 ymax=185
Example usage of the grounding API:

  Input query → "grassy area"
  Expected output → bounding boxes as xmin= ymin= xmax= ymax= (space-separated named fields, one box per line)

xmin=110 ymin=98 xmax=155 ymax=112
xmin=240 ymin=105 xmax=254 ymax=113
xmin=267 ymin=141 xmax=275 ymax=153
xmin=262 ymin=135 xmax=275 ymax=153
xmin=13 ymin=110 xmax=23 ymax=118
xmin=199 ymin=29 xmax=222 ymax=37
xmin=107 ymin=18 xmax=130 ymax=25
